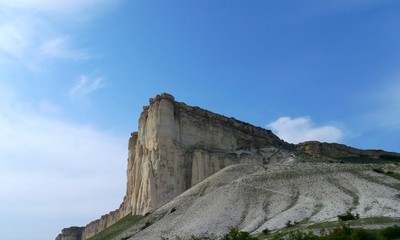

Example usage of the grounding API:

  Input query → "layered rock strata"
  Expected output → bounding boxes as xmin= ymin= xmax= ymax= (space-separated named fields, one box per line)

xmin=124 ymin=93 xmax=291 ymax=218
xmin=297 ymin=141 xmax=400 ymax=159
xmin=62 ymin=93 xmax=292 ymax=240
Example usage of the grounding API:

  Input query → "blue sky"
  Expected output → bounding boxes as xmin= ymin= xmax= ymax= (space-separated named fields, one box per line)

xmin=0 ymin=1 xmax=399 ymax=239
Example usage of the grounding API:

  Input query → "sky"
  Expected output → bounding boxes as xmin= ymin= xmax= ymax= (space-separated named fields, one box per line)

xmin=0 ymin=1 xmax=399 ymax=239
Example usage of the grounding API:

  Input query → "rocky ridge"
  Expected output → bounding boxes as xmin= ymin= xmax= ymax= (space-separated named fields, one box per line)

xmin=56 ymin=93 xmax=400 ymax=240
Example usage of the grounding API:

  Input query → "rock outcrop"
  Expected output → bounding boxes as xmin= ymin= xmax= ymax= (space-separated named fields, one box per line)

xmin=124 ymin=93 xmax=291 ymax=217
xmin=55 ymin=227 xmax=84 ymax=240
xmin=68 ymin=93 xmax=294 ymax=239
xmin=297 ymin=141 xmax=400 ymax=159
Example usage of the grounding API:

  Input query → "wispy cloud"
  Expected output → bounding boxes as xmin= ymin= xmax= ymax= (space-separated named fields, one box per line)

xmin=0 ymin=0 xmax=119 ymax=19
xmin=69 ymin=75 xmax=105 ymax=99
xmin=0 ymin=17 xmax=86 ymax=69
xmin=268 ymin=116 xmax=344 ymax=144
xmin=0 ymin=0 xmax=118 ymax=69
xmin=0 ymin=17 xmax=33 ymax=63
xmin=39 ymin=36 xmax=88 ymax=60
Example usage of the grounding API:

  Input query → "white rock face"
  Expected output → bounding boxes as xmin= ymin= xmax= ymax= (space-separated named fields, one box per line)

xmin=81 ymin=93 xmax=290 ymax=239
xmin=125 ymin=93 xmax=289 ymax=216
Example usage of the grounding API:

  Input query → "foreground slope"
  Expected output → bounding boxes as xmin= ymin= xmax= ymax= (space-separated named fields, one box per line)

xmin=116 ymin=162 xmax=400 ymax=240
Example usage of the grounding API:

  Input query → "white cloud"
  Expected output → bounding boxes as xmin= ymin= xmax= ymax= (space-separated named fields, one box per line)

xmin=39 ymin=36 xmax=88 ymax=60
xmin=0 ymin=17 xmax=33 ymax=63
xmin=69 ymin=75 xmax=104 ymax=98
xmin=0 ymin=15 xmax=87 ymax=69
xmin=0 ymin=22 xmax=25 ymax=57
xmin=0 ymin=87 xmax=127 ymax=239
xmin=0 ymin=0 xmax=118 ymax=69
xmin=0 ymin=0 xmax=119 ymax=19
xmin=268 ymin=116 xmax=344 ymax=144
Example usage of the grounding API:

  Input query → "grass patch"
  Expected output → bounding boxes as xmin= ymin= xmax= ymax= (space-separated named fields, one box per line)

xmin=380 ymin=155 xmax=400 ymax=162
xmin=370 ymin=167 xmax=400 ymax=186
xmin=259 ymin=218 xmax=400 ymax=240
xmin=355 ymin=216 xmax=400 ymax=225
xmin=384 ymin=171 xmax=400 ymax=181
xmin=263 ymin=224 xmax=400 ymax=240
xmin=87 ymin=214 xmax=143 ymax=240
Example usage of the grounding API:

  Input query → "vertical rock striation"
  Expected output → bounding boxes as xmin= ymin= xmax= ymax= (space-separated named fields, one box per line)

xmin=57 ymin=93 xmax=292 ymax=240
xmin=125 ymin=93 xmax=290 ymax=216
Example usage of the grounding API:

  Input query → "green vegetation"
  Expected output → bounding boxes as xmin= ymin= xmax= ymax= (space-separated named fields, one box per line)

xmin=221 ymin=228 xmax=258 ymax=240
xmin=373 ymin=167 xmax=400 ymax=181
xmin=285 ymin=220 xmax=300 ymax=228
xmin=166 ymin=224 xmax=400 ymax=240
xmin=265 ymin=223 xmax=400 ymax=240
xmin=304 ymin=217 xmax=400 ymax=231
xmin=259 ymin=216 xmax=400 ymax=240
xmin=161 ymin=228 xmax=258 ymax=240
xmin=141 ymin=220 xmax=153 ymax=230
xmin=87 ymin=214 xmax=143 ymax=240
xmin=101 ymin=216 xmax=400 ymax=240
xmin=379 ymin=155 xmax=400 ymax=162
xmin=337 ymin=211 xmax=360 ymax=221
xmin=339 ymin=155 xmax=400 ymax=164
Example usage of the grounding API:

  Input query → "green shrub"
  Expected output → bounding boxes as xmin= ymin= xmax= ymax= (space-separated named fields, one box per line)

xmin=286 ymin=231 xmax=320 ymax=240
xmin=267 ymin=223 xmax=400 ymax=240
xmin=373 ymin=168 xmax=384 ymax=174
xmin=337 ymin=211 xmax=359 ymax=221
xmin=381 ymin=225 xmax=400 ymax=239
xmin=286 ymin=220 xmax=294 ymax=228
xmin=221 ymin=228 xmax=258 ymax=240
xmin=141 ymin=220 xmax=153 ymax=230
xmin=379 ymin=155 xmax=400 ymax=162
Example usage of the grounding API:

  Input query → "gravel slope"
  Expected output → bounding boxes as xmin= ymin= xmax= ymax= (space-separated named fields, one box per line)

xmin=117 ymin=162 xmax=400 ymax=240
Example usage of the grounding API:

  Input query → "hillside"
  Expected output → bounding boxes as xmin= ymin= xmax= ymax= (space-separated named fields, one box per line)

xmin=115 ymin=162 xmax=400 ymax=239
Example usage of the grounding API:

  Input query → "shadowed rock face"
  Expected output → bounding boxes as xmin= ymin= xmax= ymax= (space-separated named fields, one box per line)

xmin=56 ymin=93 xmax=400 ymax=240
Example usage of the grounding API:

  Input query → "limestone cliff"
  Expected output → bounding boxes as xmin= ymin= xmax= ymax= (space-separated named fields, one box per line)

xmin=58 ymin=93 xmax=293 ymax=240
xmin=124 ymin=93 xmax=291 ymax=217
